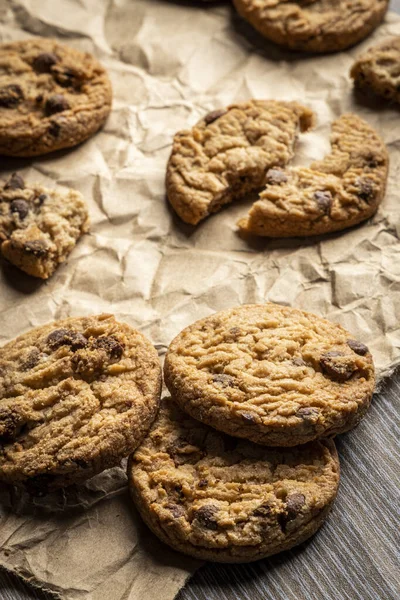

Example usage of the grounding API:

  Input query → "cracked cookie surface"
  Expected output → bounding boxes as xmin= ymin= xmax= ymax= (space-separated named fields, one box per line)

xmin=238 ymin=114 xmax=388 ymax=237
xmin=233 ymin=0 xmax=389 ymax=53
xmin=0 ymin=314 xmax=162 ymax=492
xmin=351 ymin=37 xmax=400 ymax=104
xmin=0 ymin=173 xmax=89 ymax=278
xmin=0 ymin=38 xmax=112 ymax=156
xmin=164 ymin=304 xmax=375 ymax=446
xmin=129 ymin=397 xmax=340 ymax=562
xmin=166 ymin=100 xmax=314 ymax=225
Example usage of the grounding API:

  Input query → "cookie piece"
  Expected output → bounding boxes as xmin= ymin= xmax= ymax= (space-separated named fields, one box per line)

xmin=238 ymin=114 xmax=388 ymax=237
xmin=164 ymin=304 xmax=375 ymax=446
xmin=233 ymin=0 xmax=389 ymax=54
xmin=351 ymin=37 xmax=400 ymax=103
xmin=0 ymin=314 xmax=162 ymax=492
xmin=128 ymin=398 xmax=340 ymax=562
xmin=0 ymin=38 xmax=112 ymax=157
xmin=0 ymin=173 xmax=89 ymax=278
xmin=166 ymin=100 xmax=314 ymax=225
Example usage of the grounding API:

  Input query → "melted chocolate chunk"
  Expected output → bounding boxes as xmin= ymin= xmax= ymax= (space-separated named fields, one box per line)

xmin=297 ymin=407 xmax=319 ymax=420
xmin=197 ymin=479 xmax=208 ymax=489
xmin=212 ymin=373 xmax=234 ymax=387
xmin=357 ymin=178 xmax=375 ymax=202
xmin=92 ymin=336 xmax=124 ymax=359
xmin=38 ymin=194 xmax=47 ymax=205
xmin=320 ymin=351 xmax=356 ymax=382
xmin=241 ymin=412 xmax=257 ymax=423
xmin=194 ymin=505 xmax=219 ymax=530
xmin=314 ymin=190 xmax=332 ymax=214
xmin=10 ymin=199 xmax=29 ymax=220
xmin=266 ymin=168 xmax=288 ymax=185
xmin=347 ymin=339 xmax=369 ymax=356
xmin=0 ymin=84 xmax=24 ymax=108
xmin=278 ymin=493 xmax=305 ymax=531
xmin=33 ymin=52 xmax=58 ymax=73
xmin=48 ymin=121 xmax=61 ymax=137
xmin=47 ymin=328 xmax=88 ymax=351
xmin=204 ymin=109 xmax=227 ymax=125
xmin=4 ymin=173 xmax=25 ymax=190
xmin=253 ymin=503 xmax=272 ymax=517
xmin=23 ymin=240 xmax=48 ymax=257
xmin=292 ymin=357 xmax=306 ymax=367
xmin=21 ymin=348 xmax=41 ymax=371
xmin=53 ymin=66 xmax=81 ymax=88
xmin=166 ymin=503 xmax=185 ymax=518
xmin=45 ymin=94 xmax=70 ymax=116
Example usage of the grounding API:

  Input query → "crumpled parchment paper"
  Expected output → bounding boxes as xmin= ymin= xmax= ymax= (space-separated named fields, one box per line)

xmin=0 ymin=1 xmax=400 ymax=598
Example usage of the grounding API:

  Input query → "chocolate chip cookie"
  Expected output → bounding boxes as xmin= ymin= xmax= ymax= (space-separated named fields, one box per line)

xmin=0 ymin=173 xmax=89 ymax=278
xmin=164 ymin=304 xmax=375 ymax=447
xmin=0 ymin=38 xmax=112 ymax=156
xmin=233 ymin=0 xmax=389 ymax=54
xmin=238 ymin=114 xmax=388 ymax=237
xmin=166 ymin=100 xmax=314 ymax=225
xmin=351 ymin=37 xmax=400 ymax=104
xmin=128 ymin=397 xmax=340 ymax=562
xmin=0 ymin=314 xmax=161 ymax=492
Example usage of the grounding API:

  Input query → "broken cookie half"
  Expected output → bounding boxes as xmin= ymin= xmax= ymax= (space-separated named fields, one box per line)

xmin=351 ymin=37 xmax=400 ymax=104
xmin=0 ymin=173 xmax=89 ymax=278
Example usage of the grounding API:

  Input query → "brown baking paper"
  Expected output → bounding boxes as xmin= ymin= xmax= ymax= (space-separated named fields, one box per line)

xmin=1 ymin=1 xmax=400 ymax=598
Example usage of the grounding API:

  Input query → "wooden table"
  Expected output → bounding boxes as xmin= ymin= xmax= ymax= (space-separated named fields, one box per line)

xmin=2 ymin=1 xmax=400 ymax=598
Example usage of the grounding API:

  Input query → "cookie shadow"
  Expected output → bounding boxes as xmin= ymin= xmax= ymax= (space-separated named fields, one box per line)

xmin=0 ymin=260 xmax=45 ymax=294
xmin=352 ymin=86 xmax=400 ymax=113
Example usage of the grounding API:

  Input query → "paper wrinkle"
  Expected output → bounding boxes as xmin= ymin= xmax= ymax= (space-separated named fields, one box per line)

xmin=1 ymin=1 xmax=400 ymax=598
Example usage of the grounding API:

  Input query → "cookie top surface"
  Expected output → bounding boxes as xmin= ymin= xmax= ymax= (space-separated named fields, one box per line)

xmin=0 ymin=314 xmax=161 ymax=492
xmin=233 ymin=0 xmax=389 ymax=53
xmin=129 ymin=398 xmax=340 ymax=562
xmin=164 ymin=304 xmax=375 ymax=446
xmin=166 ymin=100 xmax=314 ymax=225
xmin=0 ymin=173 xmax=89 ymax=278
xmin=351 ymin=37 xmax=400 ymax=103
xmin=238 ymin=114 xmax=388 ymax=237
xmin=0 ymin=38 xmax=112 ymax=157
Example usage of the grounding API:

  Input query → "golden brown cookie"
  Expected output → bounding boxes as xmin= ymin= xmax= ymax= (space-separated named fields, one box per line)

xmin=0 ymin=173 xmax=89 ymax=278
xmin=164 ymin=304 xmax=375 ymax=447
xmin=0 ymin=38 xmax=112 ymax=157
xmin=128 ymin=398 xmax=340 ymax=562
xmin=233 ymin=0 xmax=389 ymax=54
xmin=351 ymin=37 xmax=400 ymax=103
xmin=166 ymin=100 xmax=314 ymax=225
xmin=0 ymin=314 xmax=162 ymax=493
xmin=238 ymin=114 xmax=388 ymax=237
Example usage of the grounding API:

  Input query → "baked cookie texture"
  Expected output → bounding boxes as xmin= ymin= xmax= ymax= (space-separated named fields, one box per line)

xmin=164 ymin=304 xmax=375 ymax=447
xmin=0 ymin=173 xmax=89 ymax=279
xmin=0 ymin=38 xmax=112 ymax=157
xmin=351 ymin=37 xmax=400 ymax=103
xmin=166 ymin=100 xmax=314 ymax=225
xmin=129 ymin=398 xmax=340 ymax=562
xmin=238 ymin=114 xmax=388 ymax=237
xmin=0 ymin=314 xmax=162 ymax=492
xmin=233 ymin=0 xmax=389 ymax=54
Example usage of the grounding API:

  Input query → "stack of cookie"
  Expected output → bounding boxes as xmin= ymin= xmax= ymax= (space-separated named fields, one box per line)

xmin=128 ymin=303 xmax=375 ymax=562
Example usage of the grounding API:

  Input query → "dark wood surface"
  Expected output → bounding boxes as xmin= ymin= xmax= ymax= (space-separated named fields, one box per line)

xmin=1 ymin=1 xmax=400 ymax=599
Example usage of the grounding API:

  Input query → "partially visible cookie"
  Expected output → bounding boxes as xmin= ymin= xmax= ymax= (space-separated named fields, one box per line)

xmin=0 ymin=314 xmax=162 ymax=492
xmin=351 ymin=37 xmax=400 ymax=103
xmin=164 ymin=304 xmax=375 ymax=447
xmin=0 ymin=173 xmax=89 ymax=278
xmin=129 ymin=398 xmax=340 ymax=563
xmin=233 ymin=0 xmax=389 ymax=54
xmin=238 ymin=114 xmax=388 ymax=237
xmin=0 ymin=38 xmax=112 ymax=156
xmin=166 ymin=100 xmax=314 ymax=225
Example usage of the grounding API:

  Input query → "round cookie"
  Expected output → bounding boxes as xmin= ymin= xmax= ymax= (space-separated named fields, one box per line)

xmin=129 ymin=398 xmax=340 ymax=563
xmin=238 ymin=114 xmax=388 ymax=237
xmin=166 ymin=100 xmax=314 ymax=225
xmin=233 ymin=0 xmax=389 ymax=54
xmin=0 ymin=314 xmax=161 ymax=492
xmin=0 ymin=38 xmax=112 ymax=157
xmin=0 ymin=172 xmax=89 ymax=278
xmin=351 ymin=37 xmax=400 ymax=103
xmin=164 ymin=304 xmax=375 ymax=447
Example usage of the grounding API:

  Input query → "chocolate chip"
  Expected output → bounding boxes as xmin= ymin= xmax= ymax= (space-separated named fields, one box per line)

xmin=53 ymin=66 xmax=80 ymax=88
xmin=253 ymin=503 xmax=272 ymax=517
xmin=292 ymin=357 xmax=306 ymax=366
xmin=241 ymin=412 xmax=257 ymax=423
xmin=363 ymin=153 xmax=379 ymax=169
xmin=21 ymin=348 xmax=41 ymax=371
xmin=266 ymin=168 xmax=288 ymax=185
xmin=194 ymin=505 xmax=219 ymax=530
xmin=297 ymin=407 xmax=319 ymax=420
xmin=286 ymin=493 xmax=306 ymax=520
xmin=92 ymin=336 xmax=124 ymax=359
xmin=23 ymin=240 xmax=48 ymax=257
xmin=0 ymin=84 xmax=24 ymax=108
xmin=166 ymin=503 xmax=185 ymax=518
xmin=33 ymin=52 xmax=58 ymax=73
xmin=48 ymin=121 xmax=61 ymax=137
xmin=198 ymin=479 xmax=208 ymax=489
xmin=314 ymin=190 xmax=332 ymax=214
xmin=38 ymin=194 xmax=47 ymax=205
xmin=347 ymin=339 xmax=369 ymax=356
xmin=320 ymin=351 xmax=356 ymax=382
xmin=47 ymin=329 xmax=88 ymax=351
xmin=10 ymin=199 xmax=29 ymax=220
xmin=45 ymin=94 xmax=70 ymax=116
xmin=357 ymin=178 xmax=375 ymax=202
xmin=212 ymin=373 xmax=234 ymax=387
xmin=229 ymin=326 xmax=241 ymax=337
xmin=4 ymin=173 xmax=25 ymax=190
xmin=204 ymin=109 xmax=227 ymax=125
